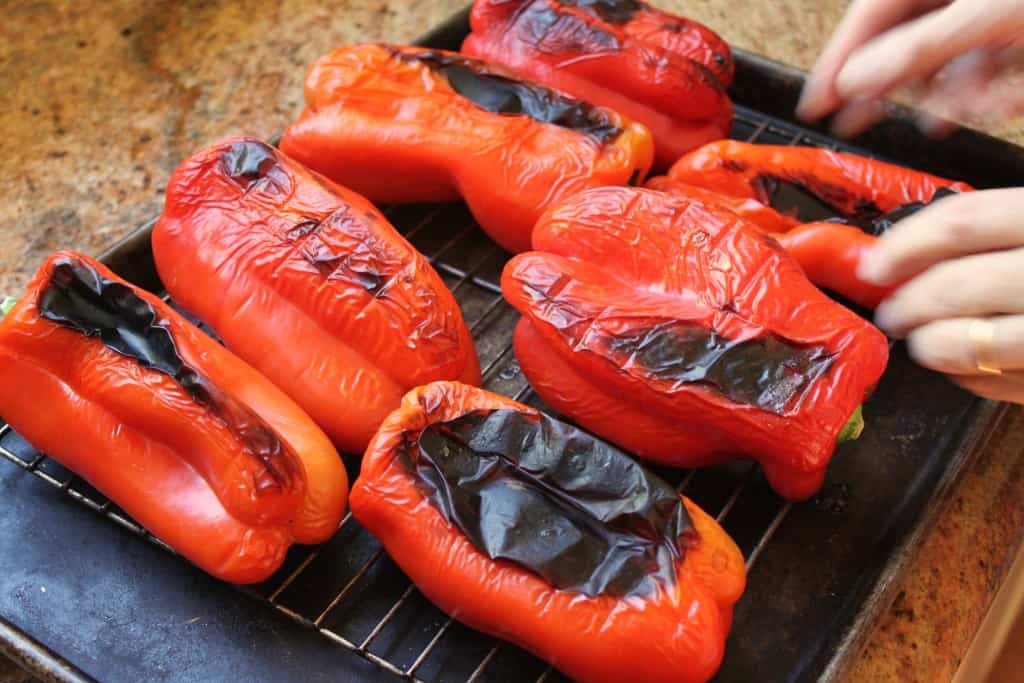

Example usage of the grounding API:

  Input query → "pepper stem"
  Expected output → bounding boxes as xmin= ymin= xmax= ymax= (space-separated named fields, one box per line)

xmin=837 ymin=405 xmax=864 ymax=444
xmin=0 ymin=297 xmax=16 ymax=317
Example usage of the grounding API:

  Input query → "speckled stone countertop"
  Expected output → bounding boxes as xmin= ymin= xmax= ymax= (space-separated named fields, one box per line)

xmin=2 ymin=2 xmax=1023 ymax=682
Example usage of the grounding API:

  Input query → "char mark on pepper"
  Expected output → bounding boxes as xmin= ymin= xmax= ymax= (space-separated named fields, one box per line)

xmin=521 ymin=3 xmax=622 ymax=52
xmin=38 ymin=256 xmax=301 ymax=490
xmin=605 ymin=321 xmax=834 ymax=414
xmin=559 ymin=0 xmax=641 ymax=23
xmin=395 ymin=48 xmax=622 ymax=143
xmin=220 ymin=139 xmax=293 ymax=195
xmin=401 ymin=408 xmax=694 ymax=598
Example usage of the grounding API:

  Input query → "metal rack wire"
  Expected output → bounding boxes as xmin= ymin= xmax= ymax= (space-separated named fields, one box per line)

xmin=0 ymin=107 xmax=884 ymax=683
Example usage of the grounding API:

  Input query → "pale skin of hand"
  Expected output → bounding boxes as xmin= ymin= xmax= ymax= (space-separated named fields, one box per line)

xmin=795 ymin=0 xmax=1024 ymax=404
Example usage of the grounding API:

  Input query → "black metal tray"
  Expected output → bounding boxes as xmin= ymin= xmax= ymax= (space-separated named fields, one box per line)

xmin=2 ymin=7 xmax=1022 ymax=683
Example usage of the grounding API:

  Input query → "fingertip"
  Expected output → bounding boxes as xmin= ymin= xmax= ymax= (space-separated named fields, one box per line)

xmin=872 ymin=300 xmax=904 ymax=338
xmin=796 ymin=80 xmax=830 ymax=122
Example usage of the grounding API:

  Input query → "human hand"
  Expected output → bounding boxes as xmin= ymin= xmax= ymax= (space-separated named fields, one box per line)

xmin=797 ymin=0 xmax=1024 ymax=137
xmin=857 ymin=188 xmax=1024 ymax=403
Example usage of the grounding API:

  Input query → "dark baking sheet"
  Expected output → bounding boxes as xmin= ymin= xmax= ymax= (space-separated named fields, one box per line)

xmin=2 ymin=6 xmax=1022 ymax=683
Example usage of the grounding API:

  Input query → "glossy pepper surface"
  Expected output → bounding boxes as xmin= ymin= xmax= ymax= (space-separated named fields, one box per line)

xmin=0 ymin=252 xmax=347 ymax=584
xmin=502 ymin=188 xmax=890 ymax=501
xmin=665 ymin=140 xmax=972 ymax=222
xmin=647 ymin=176 xmax=891 ymax=308
xmin=154 ymin=138 xmax=479 ymax=454
xmin=350 ymin=381 xmax=745 ymax=683
xmin=462 ymin=0 xmax=733 ymax=168
xmin=279 ymin=44 xmax=653 ymax=254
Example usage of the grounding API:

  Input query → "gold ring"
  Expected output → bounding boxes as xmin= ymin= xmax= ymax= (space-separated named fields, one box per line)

xmin=969 ymin=319 xmax=1002 ymax=375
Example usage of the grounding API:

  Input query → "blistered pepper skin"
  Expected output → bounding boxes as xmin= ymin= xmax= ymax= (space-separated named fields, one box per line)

xmin=666 ymin=140 xmax=973 ymax=216
xmin=153 ymin=137 xmax=479 ymax=454
xmin=280 ymin=44 xmax=653 ymax=254
xmin=502 ymin=188 xmax=890 ymax=501
xmin=350 ymin=381 xmax=745 ymax=683
xmin=463 ymin=0 xmax=733 ymax=168
xmin=648 ymin=176 xmax=891 ymax=308
xmin=0 ymin=252 xmax=346 ymax=584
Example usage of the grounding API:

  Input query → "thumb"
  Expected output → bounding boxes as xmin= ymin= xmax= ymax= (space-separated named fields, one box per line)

xmin=835 ymin=2 xmax=1022 ymax=101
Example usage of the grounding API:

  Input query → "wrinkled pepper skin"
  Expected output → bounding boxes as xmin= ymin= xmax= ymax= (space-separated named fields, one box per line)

xmin=351 ymin=381 xmax=745 ymax=683
xmin=774 ymin=223 xmax=892 ymax=310
xmin=666 ymin=140 xmax=972 ymax=219
xmin=0 ymin=252 xmax=347 ymax=584
xmin=647 ymin=175 xmax=800 ymax=233
xmin=648 ymin=176 xmax=891 ymax=308
xmin=502 ymin=188 xmax=890 ymax=500
xmin=463 ymin=0 xmax=733 ymax=168
xmin=154 ymin=137 xmax=480 ymax=454
xmin=280 ymin=44 xmax=653 ymax=254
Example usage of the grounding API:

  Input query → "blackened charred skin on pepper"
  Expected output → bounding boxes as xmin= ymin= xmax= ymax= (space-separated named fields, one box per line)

xmin=403 ymin=408 xmax=694 ymax=598
xmin=220 ymin=139 xmax=293 ymax=195
xmin=395 ymin=49 xmax=622 ymax=143
xmin=559 ymin=0 xmax=641 ymax=23
xmin=834 ymin=187 xmax=960 ymax=236
xmin=38 ymin=257 xmax=301 ymax=491
xmin=519 ymin=3 xmax=622 ymax=52
xmin=606 ymin=323 xmax=834 ymax=414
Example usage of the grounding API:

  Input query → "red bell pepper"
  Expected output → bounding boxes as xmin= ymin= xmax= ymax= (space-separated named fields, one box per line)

xmin=462 ymin=0 xmax=734 ymax=168
xmin=647 ymin=176 xmax=891 ymax=308
xmin=502 ymin=187 xmax=890 ymax=501
xmin=0 ymin=252 xmax=347 ymax=584
xmin=351 ymin=381 xmax=745 ymax=683
xmin=665 ymin=140 xmax=972 ymax=221
xmin=154 ymin=137 xmax=480 ymax=454
xmin=279 ymin=44 xmax=653 ymax=254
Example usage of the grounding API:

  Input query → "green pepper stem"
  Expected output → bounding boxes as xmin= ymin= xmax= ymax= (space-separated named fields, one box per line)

xmin=837 ymin=405 xmax=864 ymax=444
xmin=0 ymin=297 xmax=16 ymax=317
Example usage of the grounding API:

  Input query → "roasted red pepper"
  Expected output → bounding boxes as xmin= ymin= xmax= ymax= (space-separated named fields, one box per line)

xmin=351 ymin=381 xmax=745 ymax=683
xmin=0 ymin=252 xmax=347 ymax=584
xmin=652 ymin=143 xmax=973 ymax=308
xmin=279 ymin=44 xmax=652 ymax=254
xmin=502 ymin=187 xmax=890 ymax=501
xmin=665 ymin=140 xmax=972 ymax=222
xmin=154 ymin=138 xmax=480 ymax=454
xmin=647 ymin=176 xmax=890 ymax=307
xmin=462 ymin=0 xmax=733 ymax=168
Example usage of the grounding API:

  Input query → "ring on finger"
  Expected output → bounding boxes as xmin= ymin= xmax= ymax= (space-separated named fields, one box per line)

xmin=968 ymin=318 xmax=1003 ymax=375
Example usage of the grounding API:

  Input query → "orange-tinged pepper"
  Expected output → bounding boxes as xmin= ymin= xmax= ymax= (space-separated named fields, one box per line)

xmin=280 ymin=44 xmax=653 ymax=253
xmin=463 ymin=0 xmax=733 ymax=168
xmin=154 ymin=138 xmax=479 ymax=454
xmin=351 ymin=381 xmax=745 ymax=683
xmin=0 ymin=252 xmax=346 ymax=584
xmin=503 ymin=188 xmax=890 ymax=501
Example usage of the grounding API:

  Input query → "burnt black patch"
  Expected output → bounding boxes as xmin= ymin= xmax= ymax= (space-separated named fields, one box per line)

xmin=396 ymin=49 xmax=621 ymax=143
xmin=287 ymin=218 xmax=322 ymax=240
xmin=220 ymin=139 xmax=292 ymax=195
xmin=38 ymin=257 xmax=300 ymax=491
xmin=607 ymin=322 xmax=834 ymax=414
xmin=560 ymin=0 xmax=641 ymax=23
xmin=835 ymin=187 xmax=959 ymax=236
xmin=522 ymin=3 xmax=621 ymax=53
xmin=404 ymin=409 xmax=693 ymax=598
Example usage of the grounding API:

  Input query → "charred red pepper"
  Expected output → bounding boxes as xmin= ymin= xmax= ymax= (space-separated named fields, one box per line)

xmin=651 ymin=143 xmax=973 ymax=308
xmin=279 ymin=44 xmax=653 ymax=254
xmin=665 ymin=140 xmax=972 ymax=224
xmin=462 ymin=0 xmax=734 ymax=168
xmin=502 ymin=187 xmax=890 ymax=501
xmin=351 ymin=381 xmax=745 ymax=683
xmin=154 ymin=138 xmax=480 ymax=454
xmin=0 ymin=252 xmax=347 ymax=584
